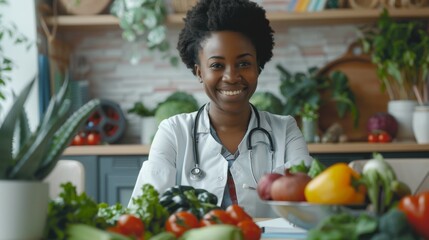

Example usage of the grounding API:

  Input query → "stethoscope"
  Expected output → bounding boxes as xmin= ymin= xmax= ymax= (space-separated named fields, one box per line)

xmin=190 ymin=103 xmax=275 ymax=183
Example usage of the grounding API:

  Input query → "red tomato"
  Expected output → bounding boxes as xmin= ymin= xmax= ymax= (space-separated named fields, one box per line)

xmin=237 ymin=219 xmax=262 ymax=240
xmin=165 ymin=211 xmax=199 ymax=237
xmin=87 ymin=132 xmax=101 ymax=145
xmin=367 ymin=133 xmax=378 ymax=143
xmin=378 ymin=131 xmax=392 ymax=143
xmin=71 ymin=133 xmax=86 ymax=146
xmin=226 ymin=204 xmax=252 ymax=225
xmin=200 ymin=209 xmax=236 ymax=227
xmin=116 ymin=214 xmax=144 ymax=237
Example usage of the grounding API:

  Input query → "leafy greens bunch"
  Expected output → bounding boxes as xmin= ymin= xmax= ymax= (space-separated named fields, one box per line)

xmin=360 ymin=9 xmax=429 ymax=101
xmin=45 ymin=183 xmax=168 ymax=240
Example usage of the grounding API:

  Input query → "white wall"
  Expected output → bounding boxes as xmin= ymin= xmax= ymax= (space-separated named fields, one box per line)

xmin=0 ymin=0 xmax=39 ymax=130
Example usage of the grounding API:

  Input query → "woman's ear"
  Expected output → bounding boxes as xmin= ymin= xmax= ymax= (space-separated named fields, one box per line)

xmin=194 ymin=64 xmax=202 ymax=83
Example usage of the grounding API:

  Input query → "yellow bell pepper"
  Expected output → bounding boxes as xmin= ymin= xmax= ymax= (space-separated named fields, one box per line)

xmin=304 ymin=163 xmax=366 ymax=204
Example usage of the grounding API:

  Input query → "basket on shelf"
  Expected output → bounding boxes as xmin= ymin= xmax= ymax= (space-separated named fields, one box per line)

xmin=171 ymin=0 xmax=197 ymax=13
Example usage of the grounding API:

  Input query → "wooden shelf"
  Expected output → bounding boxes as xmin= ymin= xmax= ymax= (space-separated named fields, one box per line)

xmin=63 ymin=142 xmax=429 ymax=156
xmin=44 ymin=8 xmax=429 ymax=28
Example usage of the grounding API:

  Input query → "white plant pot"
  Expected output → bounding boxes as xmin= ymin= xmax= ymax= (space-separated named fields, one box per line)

xmin=413 ymin=105 xmax=429 ymax=144
xmin=140 ymin=116 xmax=158 ymax=145
xmin=0 ymin=180 xmax=49 ymax=240
xmin=388 ymin=100 xmax=418 ymax=142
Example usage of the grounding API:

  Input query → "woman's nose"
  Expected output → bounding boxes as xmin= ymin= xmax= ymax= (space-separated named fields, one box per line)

xmin=222 ymin=66 xmax=241 ymax=82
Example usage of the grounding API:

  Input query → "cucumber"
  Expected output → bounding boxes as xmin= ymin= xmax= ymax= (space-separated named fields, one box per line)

xmin=179 ymin=224 xmax=243 ymax=240
xmin=66 ymin=224 xmax=130 ymax=240
xmin=149 ymin=232 xmax=177 ymax=240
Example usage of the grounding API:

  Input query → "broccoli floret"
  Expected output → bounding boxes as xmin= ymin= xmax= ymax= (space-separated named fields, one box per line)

xmin=377 ymin=209 xmax=419 ymax=239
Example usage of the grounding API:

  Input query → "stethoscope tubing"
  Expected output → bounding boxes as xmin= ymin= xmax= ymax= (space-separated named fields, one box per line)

xmin=190 ymin=103 xmax=275 ymax=181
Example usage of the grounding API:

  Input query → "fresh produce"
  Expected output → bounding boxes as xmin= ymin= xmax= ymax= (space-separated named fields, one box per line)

xmin=165 ymin=211 xmax=200 ymax=238
xmin=200 ymin=209 xmax=236 ymax=226
xmin=225 ymin=204 xmax=252 ymax=225
xmin=271 ymin=169 xmax=312 ymax=201
xmin=305 ymin=163 xmax=366 ymax=204
xmin=256 ymin=173 xmax=283 ymax=200
xmin=372 ymin=208 xmax=420 ymax=240
xmin=361 ymin=153 xmax=399 ymax=214
xmin=67 ymin=224 xmax=130 ymax=240
xmin=128 ymin=184 xmax=169 ymax=239
xmin=45 ymin=183 xmax=111 ymax=240
xmin=159 ymin=185 xmax=218 ymax=218
xmin=178 ymin=224 xmax=244 ymax=240
xmin=398 ymin=191 xmax=429 ymax=239
xmin=307 ymin=209 xmax=420 ymax=240
xmin=289 ymin=158 xmax=326 ymax=178
xmin=307 ymin=212 xmax=377 ymax=240
xmin=367 ymin=112 xmax=398 ymax=138
xmin=236 ymin=219 xmax=262 ymax=240
xmin=367 ymin=130 xmax=392 ymax=143
xmin=108 ymin=214 xmax=145 ymax=238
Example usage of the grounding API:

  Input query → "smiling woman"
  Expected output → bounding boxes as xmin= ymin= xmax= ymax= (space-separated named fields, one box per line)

xmin=128 ymin=0 xmax=313 ymax=218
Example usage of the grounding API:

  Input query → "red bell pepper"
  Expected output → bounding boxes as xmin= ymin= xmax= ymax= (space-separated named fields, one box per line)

xmin=398 ymin=191 xmax=429 ymax=239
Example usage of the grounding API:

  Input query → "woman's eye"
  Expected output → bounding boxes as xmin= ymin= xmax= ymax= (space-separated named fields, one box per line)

xmin=238 ymin=61 xmax=251 ymax=68
xmin=210 ymin=63 xmax=223 ymax=69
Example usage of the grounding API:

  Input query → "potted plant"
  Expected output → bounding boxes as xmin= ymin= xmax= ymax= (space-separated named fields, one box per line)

xmin=110 ymin=0 xmax=178 ymax=65
xmin=0 ymin=0 xmax=31 ymax=103
xmin=360 ymin=9 xmax=429 ymax=140
xmin=0 ymin=77 xmax=100 ymax=239
xmin=277 ymin=65 xmax=359 ymax=142
xmin=128 ymin=91 xmax=199 ymax=144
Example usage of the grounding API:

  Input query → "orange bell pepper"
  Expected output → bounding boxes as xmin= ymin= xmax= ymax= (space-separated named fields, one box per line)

xmin=304 ymin=163 xmax=366 ymax=204
xmin=398 ymin=191 xmax=429 ymax=239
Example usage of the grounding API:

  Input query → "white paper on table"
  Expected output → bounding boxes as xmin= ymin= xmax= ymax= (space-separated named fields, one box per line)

xmin=256 ymin=218 xmax=307 ymax=234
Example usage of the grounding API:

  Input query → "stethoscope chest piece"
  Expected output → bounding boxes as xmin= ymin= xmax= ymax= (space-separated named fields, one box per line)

xmin=190 ymin=165 xmax=205 ymax=181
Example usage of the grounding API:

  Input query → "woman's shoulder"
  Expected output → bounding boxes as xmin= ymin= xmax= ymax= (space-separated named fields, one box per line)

xmin=160 ymin=111 xmax=197 ymax=128
xmin=258 ymin=110 xmax=296 ymax=123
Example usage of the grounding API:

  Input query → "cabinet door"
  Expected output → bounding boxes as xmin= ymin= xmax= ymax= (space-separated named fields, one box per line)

xmin=99 ymin=156 xmax=147 ymax=206
xmin=60 ymin=155 xmax=99 ymax=202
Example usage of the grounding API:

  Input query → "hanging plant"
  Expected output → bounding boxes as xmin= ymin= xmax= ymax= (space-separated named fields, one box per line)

xmin=110 ymin=0 xmax=178 ymax=66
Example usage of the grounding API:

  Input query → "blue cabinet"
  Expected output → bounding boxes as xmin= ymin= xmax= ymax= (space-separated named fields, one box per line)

xmin=60 ymin=155 xmax=148 ymax=205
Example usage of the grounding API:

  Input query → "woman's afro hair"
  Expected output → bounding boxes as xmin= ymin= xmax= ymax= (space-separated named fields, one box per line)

xmin=177 ymin=0 xmax=275 ymax=75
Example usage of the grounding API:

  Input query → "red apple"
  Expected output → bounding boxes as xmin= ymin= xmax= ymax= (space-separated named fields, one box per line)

xmin=270 ymin=170 xmax=312 ymax=202
xmin=257 ymin=173 xmax=283 ymax=200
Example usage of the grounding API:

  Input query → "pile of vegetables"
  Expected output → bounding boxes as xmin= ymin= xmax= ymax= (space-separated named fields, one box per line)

xmin=45 ymin=183 xmax=261 ymax=240
xmin=257 ymin=153 xmax=429 ymax=240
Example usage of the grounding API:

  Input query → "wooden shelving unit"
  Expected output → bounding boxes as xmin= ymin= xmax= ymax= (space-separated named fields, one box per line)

xmin=44 ymin=8 xmax=429 ymax=28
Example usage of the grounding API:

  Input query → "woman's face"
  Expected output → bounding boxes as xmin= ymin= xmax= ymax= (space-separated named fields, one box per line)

xmin=195 ymin=31 xmax=259 ymax=114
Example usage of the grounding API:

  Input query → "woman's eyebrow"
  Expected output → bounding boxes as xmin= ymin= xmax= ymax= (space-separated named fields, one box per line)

xmin=208 ymin=53 xmax=254 ymax=60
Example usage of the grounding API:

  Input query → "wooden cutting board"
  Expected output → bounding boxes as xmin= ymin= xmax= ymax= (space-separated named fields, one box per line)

xmin=317 ymin=42 xmax=390 ymax=142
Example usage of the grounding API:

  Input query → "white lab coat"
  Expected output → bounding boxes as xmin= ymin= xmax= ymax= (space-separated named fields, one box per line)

xmin=129 ymin=104 xmax=313 ymax=217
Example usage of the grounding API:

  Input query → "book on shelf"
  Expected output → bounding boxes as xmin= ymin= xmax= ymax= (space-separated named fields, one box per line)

xmin=294 ymin=0 xmax=312 ymax=12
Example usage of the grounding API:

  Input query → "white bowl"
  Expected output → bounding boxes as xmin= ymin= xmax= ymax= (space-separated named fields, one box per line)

xmin=266 ymin=201 xmax=369 ymax=230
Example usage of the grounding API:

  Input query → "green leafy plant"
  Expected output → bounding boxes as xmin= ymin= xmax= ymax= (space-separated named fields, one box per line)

xmin=277 ymin=65 xmax=359 ymax=127
xmin=128 ymin=91 xmax=199 ymax=122
xmin=110 ymin=0 xmax=178 ymax=66
xmin=360 ymin=8 xmax=429 ymax=101
xmin=250 ymin=91 xmax=284 ymax=115
xmin=0 ymin=77 xmax=100 ymax=180
xmin=0 ymin=0 xmax=32 ymax=100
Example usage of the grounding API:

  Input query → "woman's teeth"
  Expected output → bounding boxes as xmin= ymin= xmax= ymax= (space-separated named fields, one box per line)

xmin=221 ymin=90 xmax=242 ymax=96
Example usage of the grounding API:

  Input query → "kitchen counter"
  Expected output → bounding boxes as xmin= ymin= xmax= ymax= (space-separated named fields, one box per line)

xmin=63 ymin=142 xmax=429 ymax=156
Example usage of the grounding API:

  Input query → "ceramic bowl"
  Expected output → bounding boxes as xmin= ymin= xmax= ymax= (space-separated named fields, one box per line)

xmin=265 ymin=201 xmax=369 ymax=230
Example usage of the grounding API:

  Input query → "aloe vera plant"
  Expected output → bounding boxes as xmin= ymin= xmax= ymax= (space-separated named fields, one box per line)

xmin=0 ymin=77 xmax=100 ymax=180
